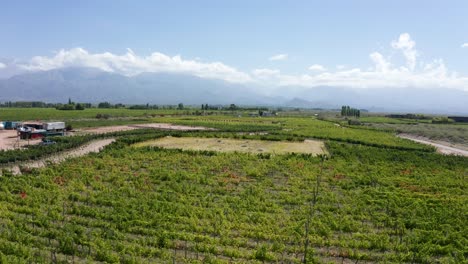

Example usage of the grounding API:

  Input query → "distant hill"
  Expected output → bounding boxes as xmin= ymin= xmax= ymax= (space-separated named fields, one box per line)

xmin=0 ymin=67 xmax=467 ymax=114
xmin=0 ymin=67 xmax=273 ymax=105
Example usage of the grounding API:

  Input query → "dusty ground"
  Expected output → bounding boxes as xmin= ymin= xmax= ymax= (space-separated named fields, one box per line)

xmin=398 ymin=134 xmax=468 ymax=157
xmin=75 ymin=123 xmax=213 ymax=135
xmin=3 ymin=138 xmax=115 ymax=175
xmin=134 ymin=136 xmax=327 ymax=155
xmin=0 ymin=123 xmax=212 ymax=150
xmin=0 ymin=130 xmax=43 ymax=150
xmin=130 ymin=123 xmax=215 ymax=131
xmin=76 ymin=125 xmax=139 ymax=134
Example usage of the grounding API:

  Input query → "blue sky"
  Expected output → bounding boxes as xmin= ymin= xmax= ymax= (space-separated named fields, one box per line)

xmin=1 ymin=0 xmax=468 ymax=90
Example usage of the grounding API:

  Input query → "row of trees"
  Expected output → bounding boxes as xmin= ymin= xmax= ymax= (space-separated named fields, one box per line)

xmin=341 ymin=105 xmax=361 ymax=118
xmin=55 ymin=99 xmax=89 ymax=110
xmin=201 ymin=104 xmax=270 ymax=111
xmin=2 ymin=100 xmax=274 ymax=112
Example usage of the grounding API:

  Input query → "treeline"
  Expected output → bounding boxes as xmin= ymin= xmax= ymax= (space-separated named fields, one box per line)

xmin=341 ymin=105 xmax=360 ymax=117
xmin=0 ymin=100 xmax=92 ymax=110
xmin=0 ymin=100 xmax=276 ymax=112
xmin=386 ymin=113 xmax=431 ymax=120
xmin=201 ymin=103 xmax=269 ymax=111
xmin=0 ymin=101 xmax=57 ymax=108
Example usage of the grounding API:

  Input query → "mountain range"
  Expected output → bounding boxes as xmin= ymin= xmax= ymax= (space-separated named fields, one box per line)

xmin=0 ymin=67 xmax=467 ymax=114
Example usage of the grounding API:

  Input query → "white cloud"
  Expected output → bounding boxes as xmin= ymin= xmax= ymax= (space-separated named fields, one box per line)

xmin=269 ymin=54 xmax=288 ymax=61
xmin=308 ymin=64 xmax=326 ymax=71
xmin=9 ymin=33 xmax=468 ymax=92
xmin=19 ymin=48 xmax=252 ymax=83
xmin=0 ymin=62 xmax=5 ymax=69
xmin=391 ymin=33 xmax=418 ymax=71
xmin=369 ymin=52 xmax=391 ymax=72
xmin=336 ymin=65 xmax=346 ymax=70
xmin=252 ymin=68 xmax=280 ymax=76
xmin=462 ymin=43 xmax=468 ymax=48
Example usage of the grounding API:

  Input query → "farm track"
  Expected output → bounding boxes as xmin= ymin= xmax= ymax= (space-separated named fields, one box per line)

xmin=398 ymin=133 xmax=468 ymax=157
xmin=77 ymin=123 xmax=214 ymax=134
xmin=4 ymin=138 xmax=115 ymax=175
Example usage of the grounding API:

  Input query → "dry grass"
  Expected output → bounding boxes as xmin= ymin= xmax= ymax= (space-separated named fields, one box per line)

xmin=134 ymin=136 xmax=327 ymax=155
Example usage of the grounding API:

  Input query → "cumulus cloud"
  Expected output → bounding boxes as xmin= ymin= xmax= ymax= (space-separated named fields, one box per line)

xmin=462 ymin=43 xmax=468 ymax=48
xmin=308 ymin=64 xmax=326 ymax=71
xmin=369 ymin=52 xmax=391 ymax=72
xmin=19 ymin=48 xmax=251 ymax=83
xmin=7 ymin=33 xmax=468 ymax=92
xmin=391 ymin=33 xmax=418 ymax=70
xmin=252 ymin=68 xmax=280 ymax=77
xmin=253 ymin=33 xmax=468 ymax=91
xmin=269 ymin=54 xmax=288 ymax=61
xmin=0 ymin=62 xmax=5 ymax=69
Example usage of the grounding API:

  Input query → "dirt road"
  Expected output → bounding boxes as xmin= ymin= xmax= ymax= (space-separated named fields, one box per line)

xmin=398 ymin=134 xmax=468 ymax=157
xmin=76 ymin=123 xmax=213 ymax=135
xmin=3 ymin=138 xmax=115 ymax=175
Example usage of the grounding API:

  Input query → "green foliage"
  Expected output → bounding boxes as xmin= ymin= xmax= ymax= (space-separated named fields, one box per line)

xmin=56 ymin=104 xmax=76 ymax=111
xmin=431 ymin=117 xmax=455 ymax=124
xmin=0 ymin=135 xmax=98 ymax=164
xmin=341 ymin=105 xmax=360 ymax=118
xmin=0 ymin=114 xmax=465 ymax=263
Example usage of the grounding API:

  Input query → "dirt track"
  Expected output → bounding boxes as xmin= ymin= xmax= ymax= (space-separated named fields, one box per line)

xmin=77 ymin=123 xmax=213 ymax=135
xmin=4 ymin=138 xmax=115 ymax=175
xmin=398 ymin=134 xmax=468 ymax=157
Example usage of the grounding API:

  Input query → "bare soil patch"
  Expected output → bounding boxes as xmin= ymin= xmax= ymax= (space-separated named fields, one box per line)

xmin=76 ymin=123 xmax=213 ymax=135
xmin=134 ymin=137 xmax=327 ymax=155
xmin=0 ymin=130 xmax=42 ymax=150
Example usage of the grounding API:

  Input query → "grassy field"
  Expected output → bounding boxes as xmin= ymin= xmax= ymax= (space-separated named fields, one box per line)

xmin=0 ymin=108 xmax=198 ymax=121
xmin=159 ymin=116 xmax=433 ymax=151
xmin=134 ymin=137 xmax=326 ymax=155
xmin=0 ymin=110 xmax=466 ymax=263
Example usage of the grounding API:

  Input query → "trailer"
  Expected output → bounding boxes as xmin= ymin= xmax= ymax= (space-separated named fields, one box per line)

xmin=44 ymin=122 xmax=66 ymax=130
xmin=44 ymin=122 xmax=66 ymax=136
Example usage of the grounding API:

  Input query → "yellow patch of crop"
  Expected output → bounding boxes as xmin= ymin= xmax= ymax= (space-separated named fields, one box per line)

xmin=134 ymin=137 xmax=327 ymax=155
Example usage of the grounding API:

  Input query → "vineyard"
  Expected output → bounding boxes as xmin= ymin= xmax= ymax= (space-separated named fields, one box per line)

xmin=0 ymin=108 xmax=187 ymax=121
xmin=0 ymin=115 xmax=466 ymax=263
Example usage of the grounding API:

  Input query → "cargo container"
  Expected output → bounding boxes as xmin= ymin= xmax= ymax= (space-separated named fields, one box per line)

xmin=44 ymin=122 xmax=66 ymax=130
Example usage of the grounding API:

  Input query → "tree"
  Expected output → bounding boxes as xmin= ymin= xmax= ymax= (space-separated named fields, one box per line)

xmin=75 ymin=103 xmax=85 ymax=110
xmin=68 ymin=98 xmax=72 ymax=105
xmin=98 ymin=102 xmax=111 ymax=108
xmin=229 ymin=104 xmax=237 ymax=111
xmin=341 ymin=105 xmax=360 ymax=118
xmin=178 ymin=103 xmax=184 ymax=110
